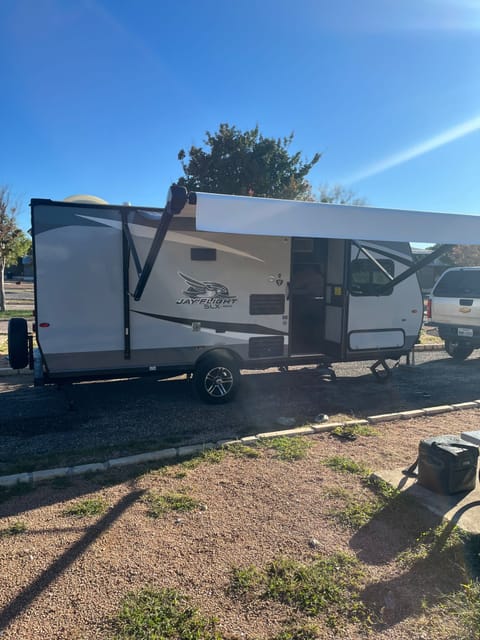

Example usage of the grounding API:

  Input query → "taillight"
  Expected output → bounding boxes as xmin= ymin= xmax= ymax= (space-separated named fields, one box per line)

xmin=426 ymin=298 xmax=432 ymax=319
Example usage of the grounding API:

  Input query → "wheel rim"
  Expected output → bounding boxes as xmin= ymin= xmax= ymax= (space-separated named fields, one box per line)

xmin=204 ymin=366 xmax=234 ymax=398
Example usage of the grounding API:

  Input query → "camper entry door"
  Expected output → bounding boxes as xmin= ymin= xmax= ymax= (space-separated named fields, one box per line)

xmin=322 ymin=239 xmax=348 ymax=359
xmin=289 ymin=238 xmax=328 ymax=356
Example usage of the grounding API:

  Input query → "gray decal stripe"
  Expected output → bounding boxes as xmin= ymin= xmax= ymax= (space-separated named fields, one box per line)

xmin=133 ymin=311 xmax=287 ymax=336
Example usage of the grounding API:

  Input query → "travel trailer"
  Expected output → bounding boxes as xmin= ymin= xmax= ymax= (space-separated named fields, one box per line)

xmin=8 ymin=186 xmax=478 ymax=403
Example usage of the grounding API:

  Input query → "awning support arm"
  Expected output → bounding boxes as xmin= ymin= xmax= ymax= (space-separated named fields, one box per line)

xmin=132 ymin=185 xmax=188 ymax=302
xmin=121 ymin=208 xmax=132 ymax=359
xmin=377 ymin=243 xmax=453 ymax=294
xmin=122 ymin=215 xmax=142 ymax=278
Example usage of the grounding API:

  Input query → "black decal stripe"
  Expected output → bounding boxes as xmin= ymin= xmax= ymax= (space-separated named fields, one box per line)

xmin=133 ymin=311 xmax=287 ymax=336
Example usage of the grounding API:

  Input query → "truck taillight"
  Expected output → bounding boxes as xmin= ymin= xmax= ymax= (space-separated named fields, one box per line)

xmin=426 ymin=298 xmax=432 ymax=319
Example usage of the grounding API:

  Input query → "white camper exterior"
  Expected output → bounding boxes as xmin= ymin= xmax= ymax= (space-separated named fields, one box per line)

xmin=15 ymin=187 xmax=475 ymax=402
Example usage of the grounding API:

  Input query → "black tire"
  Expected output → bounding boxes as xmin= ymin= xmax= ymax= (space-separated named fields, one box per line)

xmin=193 ymin=352 xmax=241 ymax=404
xmin=445 ymin=339 xmax=473 ymax=361
xmin=8 ymin=317 xmax=29 ymax=369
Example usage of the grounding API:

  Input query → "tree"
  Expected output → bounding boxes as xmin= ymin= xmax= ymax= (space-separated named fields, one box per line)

xmin=317 ymin=183 xmax=367 ymax=206
xmin=177 ymin=123 xmax=321 ymax=200
xmin=0 ymin=187 xmax=24 ymax=311
xmin=6 ymin=230 xmax=31 ymax=270
xmin=427 ymin=244 xmax=480 ymax=267
xmin=444 ymin=245 xmax=480 ymax=267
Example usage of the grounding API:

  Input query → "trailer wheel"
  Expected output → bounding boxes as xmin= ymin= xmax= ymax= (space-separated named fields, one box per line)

xmin=194 ymin=352 xmax=241 ymax=404
xmin=445 ymin=339 xmax=473 ymax=361
xmin=8 ymin=317 xmax=29 ymax=370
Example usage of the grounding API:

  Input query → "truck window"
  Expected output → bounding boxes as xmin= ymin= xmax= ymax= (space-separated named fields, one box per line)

xmin=433 ymin=271 xmax=480 ymax=298
xmin=350 ymin=259 xmax=394 ymax=296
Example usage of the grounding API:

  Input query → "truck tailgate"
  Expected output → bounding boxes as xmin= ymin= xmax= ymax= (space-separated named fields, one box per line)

xmin=432 ymin=296 xmax=480 ymax=327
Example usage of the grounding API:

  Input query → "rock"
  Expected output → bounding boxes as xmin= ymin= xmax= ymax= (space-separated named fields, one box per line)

xmin=276 ymin=416 xmax=296 ymax=428
xmin=308 ymin=537 xmax=321 ymax=549
xmin=314 ymin=413 xmax=329 ymax=423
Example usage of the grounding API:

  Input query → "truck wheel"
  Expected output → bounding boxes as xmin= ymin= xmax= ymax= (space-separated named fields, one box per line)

xmin=445 ymin=339 xmax=473 ymax=361
xmin=8 ymin=317 xmax=29 ymax=369
xmin=193 ymin=353 xmax=241 ymax=404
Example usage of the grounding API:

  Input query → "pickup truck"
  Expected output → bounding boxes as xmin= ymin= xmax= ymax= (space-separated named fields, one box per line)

xmin=427 ymin=267 xmax=480 ymax=360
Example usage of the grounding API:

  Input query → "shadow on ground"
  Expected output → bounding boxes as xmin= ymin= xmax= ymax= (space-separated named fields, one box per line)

xmin=1 ymin=353 xmax=479 ymax=478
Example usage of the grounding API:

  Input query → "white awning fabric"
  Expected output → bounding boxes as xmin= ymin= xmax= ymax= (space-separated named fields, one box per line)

xmin=195 ymin=192 xmax=480 ymax=245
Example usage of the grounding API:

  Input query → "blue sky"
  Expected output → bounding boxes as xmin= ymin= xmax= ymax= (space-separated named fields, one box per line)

xmin=1 ymin=0 xmax=479 ymax=233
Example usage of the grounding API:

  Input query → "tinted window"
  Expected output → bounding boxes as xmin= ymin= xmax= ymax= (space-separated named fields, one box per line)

xmin=350 ymin=259 xmax=394 ymax=296
xmin=433 ymin=271 xmax=480 ymax=298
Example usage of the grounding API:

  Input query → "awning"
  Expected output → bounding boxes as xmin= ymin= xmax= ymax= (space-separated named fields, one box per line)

xmin=195 ymin=192 xmax=480 ymax=245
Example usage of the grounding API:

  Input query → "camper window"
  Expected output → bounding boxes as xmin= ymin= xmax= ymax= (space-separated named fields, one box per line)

xmin=350 ymin=259 xmax=394 ymax=296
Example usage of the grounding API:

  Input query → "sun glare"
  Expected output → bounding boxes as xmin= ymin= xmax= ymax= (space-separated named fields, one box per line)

xmin=345 ymin=114 xmax=480 ymax=184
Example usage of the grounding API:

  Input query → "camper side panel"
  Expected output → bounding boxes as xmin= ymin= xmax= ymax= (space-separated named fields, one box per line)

xmin=33 ymin=202 xmax=292 ymax=375
xmin=128 ymin=224 xmax=291 ymax=365
xmin=33 ymin=203 xmax=125 ymax=373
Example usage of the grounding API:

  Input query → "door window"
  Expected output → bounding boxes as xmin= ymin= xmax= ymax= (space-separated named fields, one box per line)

xmin=350 ymin=259 xmax=394 ymax=296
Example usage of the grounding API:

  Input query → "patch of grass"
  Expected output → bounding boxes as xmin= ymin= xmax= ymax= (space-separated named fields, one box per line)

xmin=323 ymin=455 xmax=371 ymax=476
xmin=0 ymin=309 xmax=33 ymax=319
xmin=332 ymin=497 xmax=383 ymax=530
xmin=0 ymin=520 xmax=28 ymax=536
xmin=145 ymin=491 xmax=201 ymax=518
xmin=112 ymin=587 xmax=222 ymax=639
xmin=260 ymin=436 xmax=312 ymax=461
xmin=229 ymin=565 xmax=264 ymax=595
xmin=364 ymin=475 xmax=401 ymax=500
xmin=64 ymin=497 xmax=108 ymax=518
xmin=328 ymin=475 xmax=407 ymax=531
xmin=181 ymin=447 xmax=227 ymax=470
xmin=272 ymin=622 xmax=320 ymax=640
xmin=398 ymin=522 xmax=465 ymax=568
xmin=224 ymin=442 xmax=261 ymax=459
xmin=265 ymin=554 xmax=369 ymax=626
xmin=331 ymin=424 xmax=379 ymax=438
xmin=229 ymin=553 xmax=370 ymax=630
xmin=444 ymin=580 xmax=480 ymax=640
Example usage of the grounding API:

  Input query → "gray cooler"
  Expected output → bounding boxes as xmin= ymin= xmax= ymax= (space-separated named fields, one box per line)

xmin=418 ymin=435 xmax=478 ymax=495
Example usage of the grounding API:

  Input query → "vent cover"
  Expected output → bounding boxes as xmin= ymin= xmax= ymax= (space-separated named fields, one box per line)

xmin=249 ymin=294 xmax=285 ymax=315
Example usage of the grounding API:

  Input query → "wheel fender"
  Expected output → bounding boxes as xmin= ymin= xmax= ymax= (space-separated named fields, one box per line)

xmin=195 ymin=348 xmax=242 ymax=368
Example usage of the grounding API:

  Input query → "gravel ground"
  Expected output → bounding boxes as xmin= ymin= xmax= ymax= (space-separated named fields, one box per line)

xmin=1 ymin=338 xmax=480 ymax=638
xmin=1 ymin=349 xmax=479 ymax=475
xmin=0 ymin=409 xmax=479 ymax=639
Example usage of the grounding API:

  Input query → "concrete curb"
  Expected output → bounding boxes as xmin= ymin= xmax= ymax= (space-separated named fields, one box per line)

xmin=1 ymin=401 xmax=479 ymax=489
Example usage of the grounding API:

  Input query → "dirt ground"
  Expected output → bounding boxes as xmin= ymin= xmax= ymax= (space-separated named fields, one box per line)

xmin=1 ymin=409 xmax=479 ymax=639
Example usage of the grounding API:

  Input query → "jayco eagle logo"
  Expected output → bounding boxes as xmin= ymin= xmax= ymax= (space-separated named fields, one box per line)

xmin=176 ymin=272 xmax=238 ymax=309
